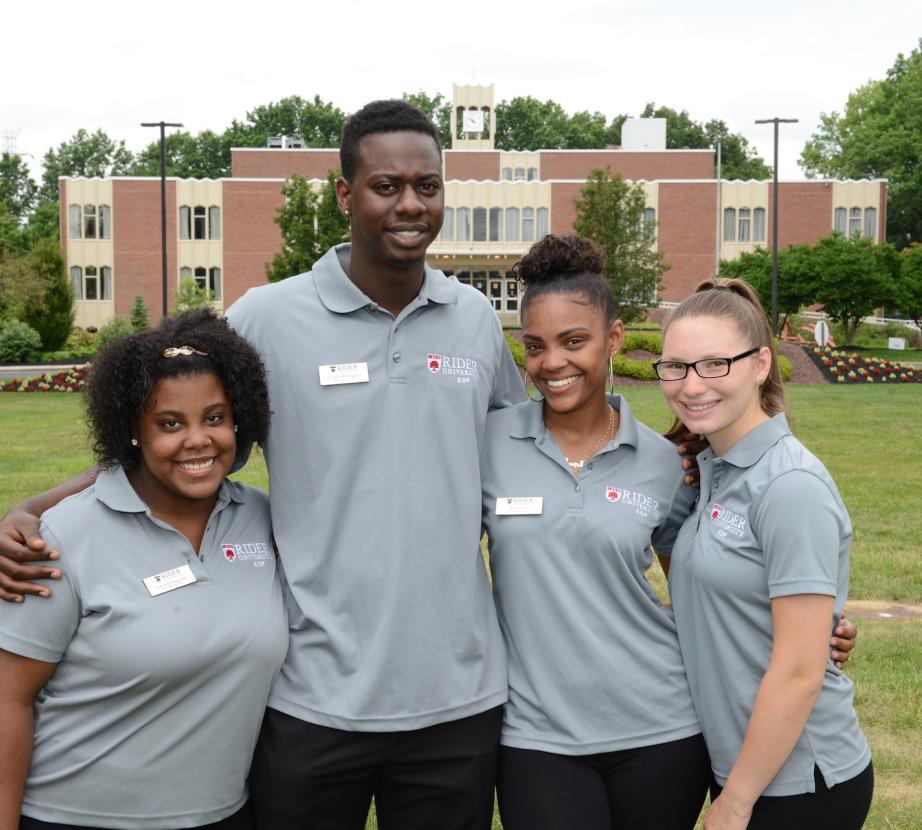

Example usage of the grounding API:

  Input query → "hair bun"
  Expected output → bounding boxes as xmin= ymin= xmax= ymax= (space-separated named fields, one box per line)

xmin=513 ymin=234 xmax=603 ymax=286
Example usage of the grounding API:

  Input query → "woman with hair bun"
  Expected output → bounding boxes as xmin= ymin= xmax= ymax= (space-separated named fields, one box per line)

xmin=480 ymin=234 xmax=711 ymax=829
xmin=658 ymin=280 xmax=872 ymax=829
xmin=0 ymin=309 xmax=288 ymax=829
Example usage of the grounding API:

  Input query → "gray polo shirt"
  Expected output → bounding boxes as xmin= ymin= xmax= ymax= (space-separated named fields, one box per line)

xmin=0 ymin=466 xmax=288 ymax=829
xmin=668 ymin=414 xmax=871 ymax=795
xmin=480 ymin=395 xmax=701 ymax=754
xmin=226 ymin=244 xmax=525 ymax=731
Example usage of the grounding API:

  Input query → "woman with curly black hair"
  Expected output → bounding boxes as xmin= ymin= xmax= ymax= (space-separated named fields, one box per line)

xmin=0 ymin=309 xmax=288 ymax=830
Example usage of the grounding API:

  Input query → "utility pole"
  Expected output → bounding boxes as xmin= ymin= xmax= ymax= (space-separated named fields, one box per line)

xmin=141 ymin=121 xmax=183 ymax=318
xmin=755 ymin=117 xmax=798 ymax=335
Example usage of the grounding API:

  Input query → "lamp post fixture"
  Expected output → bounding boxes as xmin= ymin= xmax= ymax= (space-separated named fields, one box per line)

xmin=141 ymin=121 xmax=183 ymax=318
xmin=755 ymin=117 xmax=798 ymax=335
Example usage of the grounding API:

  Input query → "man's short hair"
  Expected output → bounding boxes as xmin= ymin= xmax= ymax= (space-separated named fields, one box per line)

xmin=340 ymin=100 xmax=441 ymax=182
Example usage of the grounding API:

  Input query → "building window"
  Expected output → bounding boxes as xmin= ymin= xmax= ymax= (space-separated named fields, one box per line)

xmin=863 ymin=207 xmax=877 ymax=239
xmin=208 ymin=206 xmax=221 ymax=240
xmin=834 ymin=207 xmax=847 ymax=233
xmin=522 ymin=208 xmax=535 ymax=242
xmin=473 ymin=207 xmax=487 ymax=242
xmin=642 ymin=207 xmax=656 ymax=241
xmin=179 ymin=206 xmax=190 ymax=240
xmin=100 ymin=266 xmax=112 ymax=300
xmin=514 ymin=167 xmax=526 ymax=182
xmin=70 ymin=266 xmax=83 ymax=299
xmin=753 ymin=208 xmax=766 ymax=242
xmin=84 ymin=265 xmax=98 ymax=300
xmin=738 ymin=208 xmax=751 ymax=243
xmin=489 ymin=207 xmax=502 ymax=242
xmin=501 ymin=167 xmax=512 ymax=181
xmin=537 ymin=207 xmax=549 ymax=239
xmin=99 ymin=205 xmax=111 ymax=239
xmin=83 ymin=205 xmax=97 ymax=239
xmin=723 ymin=208 xmax=736 ymax=242
xmin=527 ymin=167 xmax=538 ymax=181
xmin=849 ymin=207 xmax=862 ymax=237
xmin=193 ymin=206 xmax=207 ymax=240
xmin=68 ymin=205 xmax=82 ymax=239
xmin=505 ymin=208 xmax=520 ymax=242
xmin=457 ymin=208 xmax=471 ymax=242
xmin=210 ymin=267 xmax=222 ymax=299
xmin=441 ymin=207 xmax=454 ymax=241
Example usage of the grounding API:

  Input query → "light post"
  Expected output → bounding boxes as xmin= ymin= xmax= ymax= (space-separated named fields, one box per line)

xmin=755 ymin=117 xmax=798 ymax=335
xmin=141 ymin=121 xmax=183 ymax=318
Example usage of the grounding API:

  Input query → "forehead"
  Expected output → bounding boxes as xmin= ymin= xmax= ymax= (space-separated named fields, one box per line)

xmin=147 ymin=371 xmax=227 ymax=409
xmin=523 ymin=291 xmax=605 ymax=334
xmin=353 ymin=130 xmax=442 ymax=176
xmin=663 ymin=315 xmax=747 ymax=356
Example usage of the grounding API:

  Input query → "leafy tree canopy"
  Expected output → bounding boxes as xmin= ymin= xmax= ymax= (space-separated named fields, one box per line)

xmin=800 ymin=39 xmax=922 ymax=246
xmin=896 ymin=243 xmax=922 ymax=331
xmin=402 ymin=91 xmax=452 ymax=148
xmin=572 ymin=168 xmax=667 ymax=323
xmin=0 ymin=153 xmax=38 ymax=222
xmin=40 ymin=129 xmax=133 ymax=202
xmin=131 ymin=130 xmax=230 ymax=179
xmin=224 ymin=95 xmax=347 ymax=150
xmin=266 ymin=172 xmax=349 ymax=283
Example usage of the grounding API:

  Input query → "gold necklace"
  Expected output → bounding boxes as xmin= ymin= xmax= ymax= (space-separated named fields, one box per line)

xmin=546 ymin=404 xmax=616 ymax=473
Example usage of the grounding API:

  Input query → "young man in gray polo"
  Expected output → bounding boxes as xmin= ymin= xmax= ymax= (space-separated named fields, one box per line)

xmin=0 ymin=100 xmax=525 ymax=830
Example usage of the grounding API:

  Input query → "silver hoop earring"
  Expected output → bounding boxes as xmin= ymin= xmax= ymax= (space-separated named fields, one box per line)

xmin=608 ymin=357 xmax=616 ymax=394
xmin=131 ymin=438 xmax=138 ymax=447
xmin=524 ymin=371 xmax=544 ymax=402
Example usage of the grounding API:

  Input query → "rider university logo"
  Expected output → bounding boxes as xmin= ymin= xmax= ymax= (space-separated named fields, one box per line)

xmin=606 ymin=486 xmax=622 ymax=502
xmin=427 ymin=354 xmax=442 ymax=373
xmin=222 ymin=544 xmax=236 ymax=561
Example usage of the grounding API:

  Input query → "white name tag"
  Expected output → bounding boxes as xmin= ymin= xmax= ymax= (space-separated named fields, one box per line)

xmin=495 ymin=497 xmax=543 ymax=516
xmin=143 ymin=564 xmax=197 ymax=597
xmin=318 ymin=362 xmax=369 ymax=386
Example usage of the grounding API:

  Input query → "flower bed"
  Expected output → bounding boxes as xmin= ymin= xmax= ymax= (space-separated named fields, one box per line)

xmin=0 ymin=366 xmax=90 ymax=393
xmin=806 ymin=345 xmax=922 ymax=384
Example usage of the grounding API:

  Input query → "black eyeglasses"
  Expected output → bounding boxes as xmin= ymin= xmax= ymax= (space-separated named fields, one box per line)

xmin=652 ymin=347 xmax=761 ymax=381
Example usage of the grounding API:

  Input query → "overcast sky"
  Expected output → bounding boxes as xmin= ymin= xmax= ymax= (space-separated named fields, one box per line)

xmin=4 ymin=0 xmax=919 ymax=182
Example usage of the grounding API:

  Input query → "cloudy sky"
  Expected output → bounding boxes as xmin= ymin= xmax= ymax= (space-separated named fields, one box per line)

xmin=4 ymin=0 xmax=919 ymax=182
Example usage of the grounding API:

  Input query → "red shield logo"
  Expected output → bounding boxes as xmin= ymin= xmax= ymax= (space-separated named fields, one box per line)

xmin=606 ymin=486 xmax=622 ymax=503
xmin=711 ymin=504 xmax=723 ymax=521
xmin=222 ymin=544 xmax=236 ymax=561
xmin=427 ymin=354 xmax=442 ymax=373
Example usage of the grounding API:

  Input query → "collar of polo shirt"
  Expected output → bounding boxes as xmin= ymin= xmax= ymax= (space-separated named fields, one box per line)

xmin=509 ymin=393 xmax=640 ymax=450
xmin=715 ymin=413 xmax=791 ymax=468
xmin=95 ymin=466 xmax=246 ymax=514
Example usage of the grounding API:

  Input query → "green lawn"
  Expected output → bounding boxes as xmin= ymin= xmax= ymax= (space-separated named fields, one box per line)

xmin=2 ymin=386 xmax=921 ymax=828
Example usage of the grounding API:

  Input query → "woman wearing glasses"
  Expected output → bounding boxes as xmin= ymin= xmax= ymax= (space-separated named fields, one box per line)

xmin=657 ymin=279 xmax=872 ymax=830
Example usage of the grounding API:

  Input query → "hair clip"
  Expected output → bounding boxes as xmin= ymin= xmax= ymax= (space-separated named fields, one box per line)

xmin=163 ymin=346 xmax=209 ymax=358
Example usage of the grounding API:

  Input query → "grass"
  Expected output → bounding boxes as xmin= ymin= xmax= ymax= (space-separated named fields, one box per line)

xmin=852 ymin=347 xmax=922 ymax=363
xmin=2 ymin=387 xmax=921 ymax=828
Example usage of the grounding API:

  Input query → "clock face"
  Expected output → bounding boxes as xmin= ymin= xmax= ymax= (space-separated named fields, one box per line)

xmin=463 ymin=110 xmax=485 ymax=133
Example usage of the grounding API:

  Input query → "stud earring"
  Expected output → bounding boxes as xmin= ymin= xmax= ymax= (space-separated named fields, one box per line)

xmin=343 ymin=207 xmax=351 ymax=217
xmin=234 ymin=425 xmax=238 ymax=433
xmin=524 ymin=371 xmax=544 ymax=402
xmin=131 ymin=438 xmax=138 ymax=447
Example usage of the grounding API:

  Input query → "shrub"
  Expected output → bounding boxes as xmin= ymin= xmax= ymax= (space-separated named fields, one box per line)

xmin=777 ymin=354 xmax=793 ymax=382
xmin=130 ymin=294 xmax=149 ymax=331
xmin=65 ymin=327 xmax=97 ymax=350
xmin=0 ymin=319 xmax=42 ymax=362
xmin=621 ymin=331 xmax=662 ymax=354
xmin=504 ymin=332 xmax=525 ymax=366
xmin=96 ymin=315 xmax=135 ymax=350
xmin=612 ymin=353 xmax=658 ymax=381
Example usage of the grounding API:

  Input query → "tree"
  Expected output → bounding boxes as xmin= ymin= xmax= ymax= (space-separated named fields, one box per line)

xmin=573 ymin=168 xmax=667 ymax=323
xmin=0 ymin=202 xmax=28 ymax=256
xmin=174 ymin=277 xmax=213 ymax=313
xmin=609 ymin=104 xmax=771 ymax=180
xmin=131 ymin=130 xmax=230 ymax=179
xmin=39 ymin=129 xmax=133 ymax=202
xmin=223 ymin=95 xmax=346 ymax=152
xmin=23 ymin=199 xmax=61 ymax=245
xmin=494 ymin=97 xmax=571 ymax=150
xmin=719 ymin=244 xmax=816 ymax=330
xmin=130 ymin=294 xmax=150 ymax=331
xmin=0 ymin=251 xmax=45 ymax=321
xmin=812 ymin=233 xmax=898 ymax=344
xmin=402 ymin=91 xmax=452 ymax=148
xmin=266 ymin=172 xmax=349 ymax=282
xmin=800 ymin=39 xmax=922 ymax=246
xmin=896 ymin=243 xmax=922 ymax=332
xmin=19 ymin=238 xmax=74 ymax=350
xmin=0 ymin=153 xmax=38 ymax=222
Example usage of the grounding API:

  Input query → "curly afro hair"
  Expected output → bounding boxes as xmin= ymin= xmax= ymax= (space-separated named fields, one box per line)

xmin=84 ymin=308 xmax=270 ymax=473
xmin=340 ymin=99 xmax=441 ymax=182
xmin=512 ymin=234 xmax=616 ymax=324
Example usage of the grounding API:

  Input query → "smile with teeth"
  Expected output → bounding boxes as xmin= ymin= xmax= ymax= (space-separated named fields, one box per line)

xmin=683 ymin=401 xmax=719 ymax=412
xmin=177 ymin=459 xmax=215 ymax=472
xmin=545 ymin=376 xmax=580 ymax=389
xmin=391 ymin=229 xmax=425 ymax=238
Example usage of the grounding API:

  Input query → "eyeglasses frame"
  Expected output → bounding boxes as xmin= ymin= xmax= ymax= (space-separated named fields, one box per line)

xmin=652 ymin=347 xmax=762 ymax=381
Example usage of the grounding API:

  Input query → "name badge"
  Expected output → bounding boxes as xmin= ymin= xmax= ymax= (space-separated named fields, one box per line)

xmin=495 ymin=497 xmax=543 ymax=516
xmin=143 ymin=564 xmax=197 ymax=597
xmin=318 ymin=362 xmax=369 ymax=386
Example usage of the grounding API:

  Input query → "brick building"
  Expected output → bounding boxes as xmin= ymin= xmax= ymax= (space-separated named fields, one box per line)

xmin=60 ymin=84 xmax=887 ymax=328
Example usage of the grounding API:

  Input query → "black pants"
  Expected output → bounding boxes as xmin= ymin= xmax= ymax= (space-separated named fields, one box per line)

xmin=497 ymin=733 xmax=711 ymax=830
xmin=710 ymin=762 xmax=874 ymax=830
xmin=20 ymin=804 xmax=253 ymax=830
xmin=249 ymin=705 xmax=502 ymax=830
